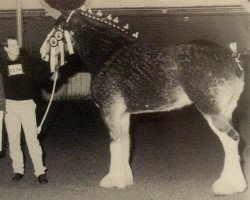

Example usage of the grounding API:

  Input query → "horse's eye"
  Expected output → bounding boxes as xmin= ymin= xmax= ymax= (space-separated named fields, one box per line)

xmin=72 ymin=18 xmax=78 ymax=24
xmin=61 ymin=23 xmax=68 ymax=30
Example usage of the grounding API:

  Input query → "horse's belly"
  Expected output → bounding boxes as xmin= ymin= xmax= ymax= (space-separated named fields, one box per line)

xmin=129 ymin=86 xmax=193 ymax=114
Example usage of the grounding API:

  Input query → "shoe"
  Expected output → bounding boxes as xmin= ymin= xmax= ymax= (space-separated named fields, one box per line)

xmin=12 ymin=173 xmax=24 ymax=181
xmin=38 ymin=174 xmax=48 ymax=184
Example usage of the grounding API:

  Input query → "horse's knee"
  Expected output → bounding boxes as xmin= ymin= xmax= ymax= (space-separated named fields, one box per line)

xmin=102 ymin=114 xmax=119 ymax=139
xmin=105 ymin=113 xmax=130 ymax=140
xmin=110 ymin=129 xmax=122 ymax=140
xmin=120 ymin=113 xmax=130 ymax=134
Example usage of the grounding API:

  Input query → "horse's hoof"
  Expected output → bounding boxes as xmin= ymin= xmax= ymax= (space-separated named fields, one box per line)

xmin=212 ymin=177 xmax=247 ymax=195
xmin=99 ymin=173 xmax=132 ymax=189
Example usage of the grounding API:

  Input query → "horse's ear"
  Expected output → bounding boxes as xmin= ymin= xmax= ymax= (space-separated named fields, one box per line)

xmin=83 ymin=0 xmax=94 ymax=9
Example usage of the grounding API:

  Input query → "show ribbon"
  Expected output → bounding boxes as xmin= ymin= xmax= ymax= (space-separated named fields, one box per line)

xmin=64 ymin=30 xmax=74 ymax=54
xmin=49 ymin=47 xmax=57 ymax=72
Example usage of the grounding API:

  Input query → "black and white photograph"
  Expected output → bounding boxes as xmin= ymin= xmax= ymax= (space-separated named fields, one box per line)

xmin=0 ymin=0 xmax=249 ymax=199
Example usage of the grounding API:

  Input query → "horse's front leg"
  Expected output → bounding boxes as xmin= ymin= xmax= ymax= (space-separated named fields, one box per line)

xmin=99 ymin=102 xmax=133 ymax=189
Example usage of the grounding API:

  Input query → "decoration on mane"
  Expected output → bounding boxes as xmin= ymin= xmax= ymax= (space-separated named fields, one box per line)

xmin=79 ymin=5 xmax=139 ymax=39
xmin=96 ymin=10 xmax=103 ymax=17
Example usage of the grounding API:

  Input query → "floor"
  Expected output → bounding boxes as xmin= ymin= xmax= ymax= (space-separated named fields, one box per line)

xmin=0 ymin=100 xmax=249 ymax=200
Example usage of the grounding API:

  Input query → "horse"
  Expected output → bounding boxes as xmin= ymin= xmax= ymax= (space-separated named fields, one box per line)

xmin=40 ymin=5 xmax=247 ymax=196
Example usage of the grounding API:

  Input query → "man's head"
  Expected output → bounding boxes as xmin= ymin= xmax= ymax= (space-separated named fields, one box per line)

xmin=3 ymin=36 xmax=20 ymax=60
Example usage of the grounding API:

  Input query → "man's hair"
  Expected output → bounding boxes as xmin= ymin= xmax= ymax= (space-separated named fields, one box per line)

xmin=2 ymin=35 xmax=17 ymax=47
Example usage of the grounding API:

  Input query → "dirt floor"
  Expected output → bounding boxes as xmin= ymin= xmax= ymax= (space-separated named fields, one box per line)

xmin=0 ymin=100 xmax=249 ymax=200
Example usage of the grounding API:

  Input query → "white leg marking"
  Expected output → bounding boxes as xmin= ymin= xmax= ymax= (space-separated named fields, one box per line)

xmin=206 ymin=117 xmax=247 ymax=195
xmin=99 ymin=132 xmax=133 ymax=188
xmin=100 ymin=97 xmax=133 ymax=189
xmin=99 ymin=136 xmax=127 ymax=188
xmin=120 ymin=113 xmax=133 ymax=186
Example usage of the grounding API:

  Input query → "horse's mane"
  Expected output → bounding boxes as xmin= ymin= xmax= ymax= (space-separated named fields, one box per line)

xmin=67 ymin=7 xmax=140 ymax=74
xmin=69 ymin=7 xmax=139 ymax=50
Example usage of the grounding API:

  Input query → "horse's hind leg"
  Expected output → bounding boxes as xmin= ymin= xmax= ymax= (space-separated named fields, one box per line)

xmin=99 ymin=98 xmax=133 ymax=188
xmin=189 ymin=67 xmax=247 ymax=195
xmin=198 ymin=75 xmax=247 ymax=195
xmin=203 ymin=114 xmax=247 ymax=195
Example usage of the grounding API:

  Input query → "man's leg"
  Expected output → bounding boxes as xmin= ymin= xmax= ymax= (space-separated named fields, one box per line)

xmin=5 ymin=100 xmax=24 ymax=175
xmin=20 ymin=100 xmax=46 ymax=177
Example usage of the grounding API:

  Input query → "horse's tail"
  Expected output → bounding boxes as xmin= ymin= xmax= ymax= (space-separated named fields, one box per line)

xmin=232 ymin=51 xmax=247 ymax=78
xmin=229 ymin=43 xmax=248 ymax=78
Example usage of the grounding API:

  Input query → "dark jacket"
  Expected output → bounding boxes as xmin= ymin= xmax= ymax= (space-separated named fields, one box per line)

xmin=0 ymin=49 xmax=52 ymax=100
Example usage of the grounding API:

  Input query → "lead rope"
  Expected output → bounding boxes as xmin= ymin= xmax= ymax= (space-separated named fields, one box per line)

xmin=37 ymin=71 xmax=58 ymax=134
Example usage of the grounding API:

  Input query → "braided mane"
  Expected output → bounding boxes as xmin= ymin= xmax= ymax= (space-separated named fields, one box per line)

xmin=66 ymin=6 xmax=140 ymax=75
xmin=75 ymin=7 xmax=139 ymax=42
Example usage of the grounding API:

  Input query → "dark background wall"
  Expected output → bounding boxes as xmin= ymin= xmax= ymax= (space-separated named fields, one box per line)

xmin=1 ymin=13 xmax=250 ymax=58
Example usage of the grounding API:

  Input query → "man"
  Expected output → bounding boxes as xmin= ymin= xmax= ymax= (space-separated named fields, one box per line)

xmin=0 ymin=36 xmax=52 ymax=184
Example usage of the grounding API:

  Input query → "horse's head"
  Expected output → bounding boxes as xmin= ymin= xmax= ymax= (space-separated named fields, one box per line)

xmin=40 ymin=5 xmax=139 ymax=73
xmin=40 ymin=14 xmax=77 ymax=71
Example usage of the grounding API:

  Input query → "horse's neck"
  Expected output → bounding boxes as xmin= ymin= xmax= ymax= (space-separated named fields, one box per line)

xmin=80 ymin=33 xmax=134 ymax=75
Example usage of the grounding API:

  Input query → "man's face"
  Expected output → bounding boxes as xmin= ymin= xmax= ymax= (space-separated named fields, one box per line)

xmin=4 ymin=39 xmax=20 ymax=59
